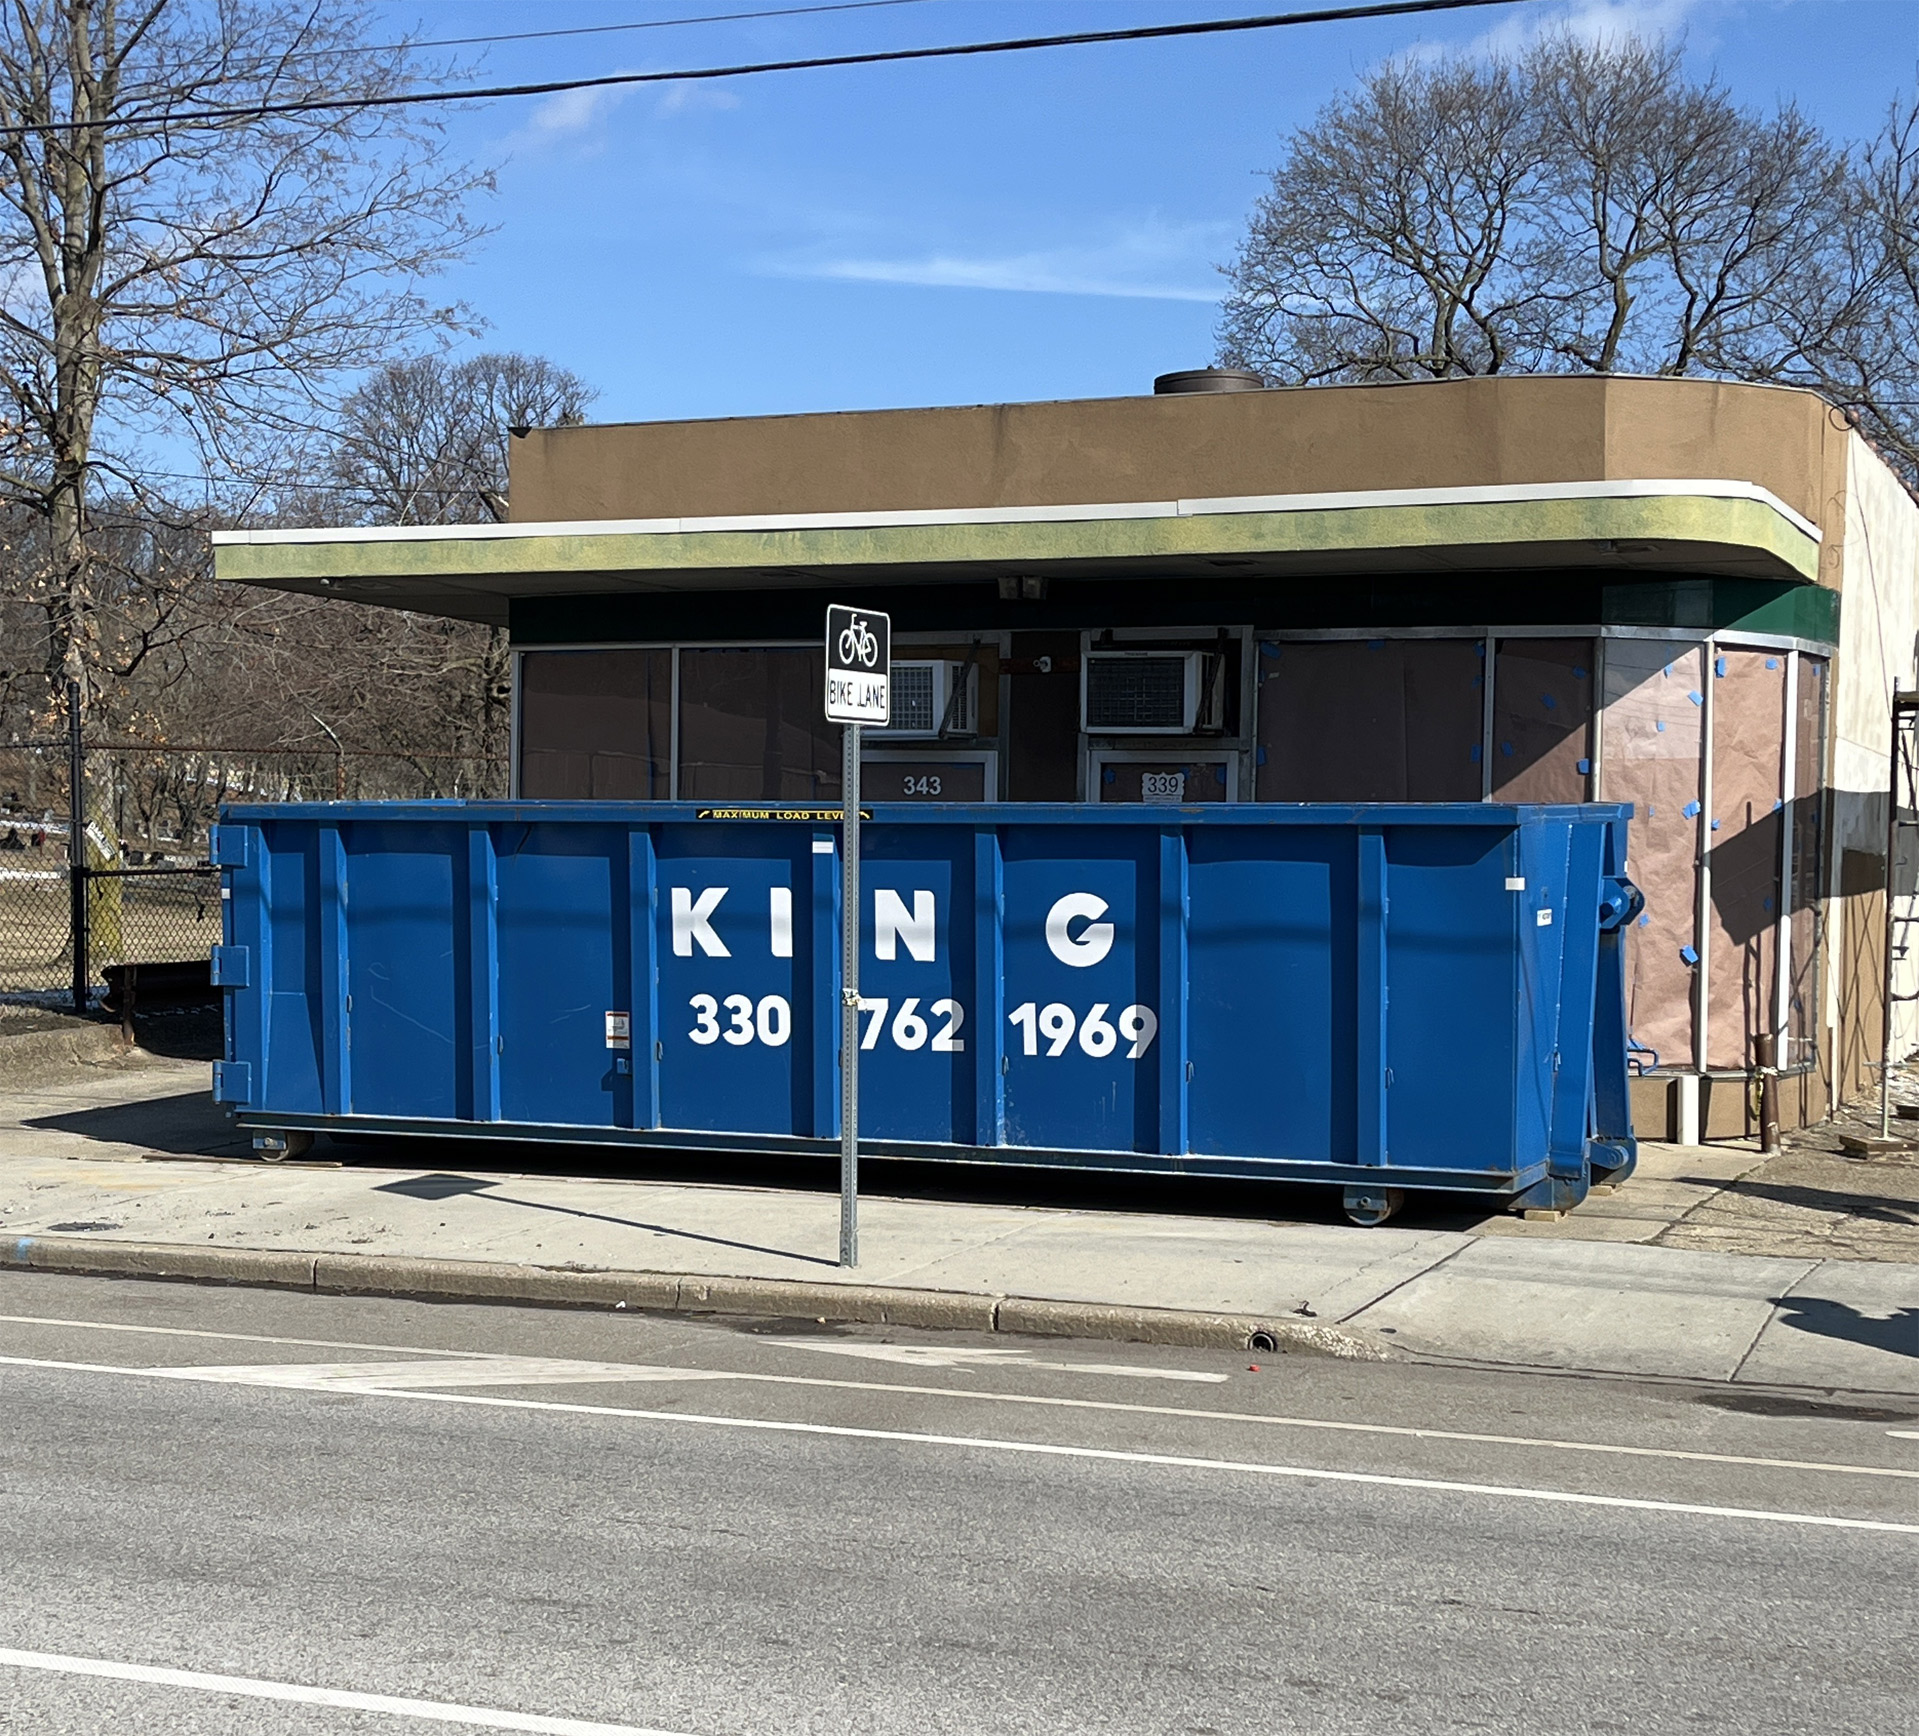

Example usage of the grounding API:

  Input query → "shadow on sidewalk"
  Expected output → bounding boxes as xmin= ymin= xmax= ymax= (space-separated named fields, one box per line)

xmin=1688 ymin=1178 xmax=1919 ymax=1226
xmin=1769 ymin=1296 xmax=1919 ymax=1360
xmin=373 ymin=1172 xmax=839 ymax=1268
xmin=26 ymin=1088 xmax=248 ymax=1158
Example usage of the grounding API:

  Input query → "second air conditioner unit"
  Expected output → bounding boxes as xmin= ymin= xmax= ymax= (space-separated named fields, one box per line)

xmin=870 ymin=659 xmax=979 ymax=739
xmin=1081 ymin=650 xmax=1227 ymax=735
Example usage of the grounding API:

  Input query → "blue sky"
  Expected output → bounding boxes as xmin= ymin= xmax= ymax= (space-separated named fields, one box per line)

xmin=395 ymin=0 xmax=1919 ymax=424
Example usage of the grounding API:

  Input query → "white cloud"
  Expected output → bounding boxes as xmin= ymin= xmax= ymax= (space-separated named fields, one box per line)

xmin=657 ymin=83 xmax=742 ymax=116
xmin=771 ymin=222 xmax=1230 ymax=303
xmin=520 ymin=85 xmax=625 ymax=141
xmin=1407 ymin=0 xmax=1707 ymax=60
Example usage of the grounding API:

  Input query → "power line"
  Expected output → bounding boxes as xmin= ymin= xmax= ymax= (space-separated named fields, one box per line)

xmin=357 ymin=0 xmax=940 ymax=57
xmin=1 ymin=0 xmax=1534 ymax=135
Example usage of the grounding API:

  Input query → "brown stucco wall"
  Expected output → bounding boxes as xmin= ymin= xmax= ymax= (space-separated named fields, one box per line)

xmin=510 ymin=375 xmax=1850 ymax=554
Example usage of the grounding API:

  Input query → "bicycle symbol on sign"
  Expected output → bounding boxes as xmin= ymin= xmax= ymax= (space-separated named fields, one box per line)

xmin=837 ymin=614 xmax=880 ymax=669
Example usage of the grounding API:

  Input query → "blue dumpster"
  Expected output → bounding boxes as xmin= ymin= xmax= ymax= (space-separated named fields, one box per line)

xmin=209 ymin=802 xmax=1638 ymax=1220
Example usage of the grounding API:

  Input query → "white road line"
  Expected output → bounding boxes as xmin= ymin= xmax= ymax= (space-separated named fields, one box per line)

xmin=0 ymin=1311 xmax=505 ymax=1360
xmin=162 ymin=1359 xmax=735 ymax=1392
xmin=2 ymin=1352 xmax=1913 ymax=1535
xmin=762 ymin=1337 xmax=1229 ymax=1382
xmin=0 ymin=1646 xmax=689 ymax=1734
xmin=0 ymin=1314 xmax=1913 ymax=1482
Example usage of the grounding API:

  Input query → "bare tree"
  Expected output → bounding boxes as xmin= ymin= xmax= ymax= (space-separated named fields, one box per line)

xmin=0 ymin=0 xmax=488 ymax=721
xmin=1220 ymin=54 xmax=1548 ymax=380
xmin=328 ymin=352 xmax=595 ymax=527
xmin=1217 ymin=30 xmax=1914 ymax=474
xmin=322 ymin=350 xmax=596 ymax=760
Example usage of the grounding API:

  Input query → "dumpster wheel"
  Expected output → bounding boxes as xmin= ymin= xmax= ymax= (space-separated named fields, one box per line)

xmin=1342 ymin=1186 xmax=1403 ymax=1227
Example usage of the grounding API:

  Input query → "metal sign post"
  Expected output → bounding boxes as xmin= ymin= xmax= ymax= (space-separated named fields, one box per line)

xmin=825 ymin=604 xmax=890 ymax=1268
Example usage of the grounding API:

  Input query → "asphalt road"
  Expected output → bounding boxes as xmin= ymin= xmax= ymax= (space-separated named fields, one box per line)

xmin=0 ymin=1270 xmax=1913 ymax=1735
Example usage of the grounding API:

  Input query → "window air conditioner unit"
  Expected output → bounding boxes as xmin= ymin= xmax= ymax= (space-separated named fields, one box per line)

xmin=870 ymin=659 xmax=979 ymax=739
xmin=1082 ymin=651 xmax=1226 ymax=735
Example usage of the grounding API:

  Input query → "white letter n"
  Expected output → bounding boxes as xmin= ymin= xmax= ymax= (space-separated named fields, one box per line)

xmin=874 ymin=889 xmax=936 ymax=962
xmin=672 ymin=886 xmax=730 ymax=957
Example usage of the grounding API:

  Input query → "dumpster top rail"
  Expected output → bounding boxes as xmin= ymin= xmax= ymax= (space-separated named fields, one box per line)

xmin=218 ymin=799 xmax=1633 ymax=828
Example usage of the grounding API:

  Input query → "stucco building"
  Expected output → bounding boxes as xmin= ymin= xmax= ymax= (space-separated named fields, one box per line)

xmin=214 ymin=372 xmax=1919 ymax=1141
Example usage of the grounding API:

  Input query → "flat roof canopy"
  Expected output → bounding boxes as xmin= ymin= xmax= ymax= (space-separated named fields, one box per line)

xmin=212 ymin=375 xmax=1846 ymax=627
xmin=214 ymin=478 xmax=1822 ymax=629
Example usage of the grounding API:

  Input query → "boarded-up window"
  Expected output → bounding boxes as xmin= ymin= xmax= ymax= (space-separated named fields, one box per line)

xmin=1599 ymin=641 xmax=1703 ymax=1071
xmin=1256 ymin=639 xmax=1482 ymax=802
xmin=678 ymin=647 xmax=840 ymax=802
xmin=1490 ymin=639 xmax=1594 ymax=803
xmin=1706 ymin=651 xmax=1787 ymax=1070
xmin=519 ymin=649 xmax=671 ymax=799
xmin=1788 ymin=656 xmax=1828 ymax=1069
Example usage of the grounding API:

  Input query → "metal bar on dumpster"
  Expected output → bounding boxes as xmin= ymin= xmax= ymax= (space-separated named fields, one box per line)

xmin=841 ymin=718 xmax=861 ymax=1267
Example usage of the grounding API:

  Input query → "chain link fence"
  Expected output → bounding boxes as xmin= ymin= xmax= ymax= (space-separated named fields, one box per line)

xmin=0 ymin=737 xmax=505 ymax=1027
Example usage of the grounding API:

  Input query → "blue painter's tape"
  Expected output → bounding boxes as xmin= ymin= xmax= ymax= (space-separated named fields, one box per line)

xmin=1655 ymin=719 xmax=1666 ymax=733
xmin=1470 ymin=743 xmax=1482 ymax=763
xmin=1501 ymin=742 xmax=1514 ymax=756
xmin=1367 ymin=639 xmax=1386 ymax=650
xmin=1259 ymin=641 xmax=1279 ymax=658
xmin=1256 ymin=746 xmax=1268 ymax=765
xmin=1102 ymin=767 xmax=1116 ymax=784
xmin=1572 ymin=666 xmax=1588 ymax=680
xmin=1763 ymin=896 xmax=1774 ymax=912
xmin=1680 ymin=945 xmax=1699 ymax=965
xmin=1715 ymin=656 xmax=1727 ymax=678
xmin=1683 ymin=801 xmax=1700 ymax=818
xmin=1766 ymin=658 xmax=1779 ymax=671
xmin=1214 ymin=764 xmax=1228 ymax=784
xmin=1577 ymin=758 xmax=1591 ymax=775
xmin=1710 ymin=819 xmax=1721 ymax=830
xmin=1541 ymin=693 xmax=1557 ymax=710
xmin=1638 ymin=913 xmax=1651 ymax=926
xmin=1688 ymin=691 xmax=1704 ymax=706
xmin=1664 ymin=663 xmax=1673 ymax=678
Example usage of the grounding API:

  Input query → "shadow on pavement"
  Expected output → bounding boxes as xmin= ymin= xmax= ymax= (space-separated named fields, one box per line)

xmin=26 ymin=1087 xmax=244 ymax=1158
xmin=373 ymin=1172 xmax=840 ymax=1267
xmin=1689 ymin=1178 xmax=1919 ymax=1226
xmin=1769 ymin=1296 xmax=1919 ymax=1360
xmin=20 ymin=1074 xmax=1512 ymax=1233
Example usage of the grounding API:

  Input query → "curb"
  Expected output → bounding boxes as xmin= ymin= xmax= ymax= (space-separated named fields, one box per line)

xmin=0 ymin=1234 xmax=1388 ymax=1360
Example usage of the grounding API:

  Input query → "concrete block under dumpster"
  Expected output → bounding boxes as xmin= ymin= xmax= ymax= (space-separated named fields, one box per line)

xmin=210 ymin=802 xmax=1639 ymax=1222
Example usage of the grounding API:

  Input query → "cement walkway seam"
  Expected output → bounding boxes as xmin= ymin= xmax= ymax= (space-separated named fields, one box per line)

xmin=0 ymin=1233 xmax=1387 ymax=1360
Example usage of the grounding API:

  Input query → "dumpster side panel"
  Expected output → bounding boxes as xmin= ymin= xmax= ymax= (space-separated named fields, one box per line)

xmin=1000 ymin=826 xmax=1162 ymax=1154
xmin=857 ymin=826 xmax=977 ymax=1147
xmin=654 ymin=826 xmax=816 ymax=1138
xmin=1185 ymin=827 xmax=1353 ymax=1163
xmin=495 ymin=823 xmax=623 ymax=1129
xmin=262 ymin=823 xmax=324 ymax=1114
xmin=1383 ymin=823 xmax=1522 ymax=1172
xmin=342 ymin=823 xmax=460 ymax=1120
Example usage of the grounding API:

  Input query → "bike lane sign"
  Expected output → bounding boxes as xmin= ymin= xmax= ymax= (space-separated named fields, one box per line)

xmin=825 ymin=604 xmax=891 ymax=725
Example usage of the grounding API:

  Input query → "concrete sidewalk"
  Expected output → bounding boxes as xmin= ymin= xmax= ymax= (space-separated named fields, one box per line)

xmin=1 ymin=1058 xmax=1915 ymax=1395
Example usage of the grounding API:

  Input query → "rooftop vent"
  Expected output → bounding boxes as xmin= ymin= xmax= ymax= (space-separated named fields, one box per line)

xmin=1153 ymin=368 xmax=1266 ymax=395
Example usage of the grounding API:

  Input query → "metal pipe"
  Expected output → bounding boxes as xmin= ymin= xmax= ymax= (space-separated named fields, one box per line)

xmin=1754 ymin=1029 xmax=1779 ymax=1154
